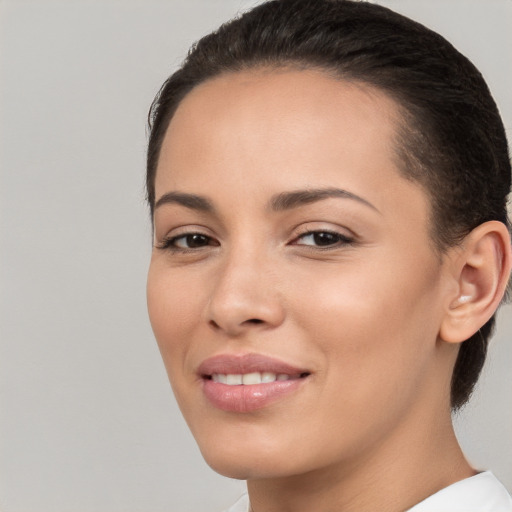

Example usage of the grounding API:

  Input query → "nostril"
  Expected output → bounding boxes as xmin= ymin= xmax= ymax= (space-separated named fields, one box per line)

xmin=209 ymin=319 xmax=221 ymax=330
xmin=208 ymin=317 xmax=265 ymax=334
xmin=208 ymin=317 xmax=264 ymax=331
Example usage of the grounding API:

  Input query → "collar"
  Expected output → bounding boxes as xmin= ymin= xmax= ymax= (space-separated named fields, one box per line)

xmin=225 ymin=471 xmax=512 ymax=512
xmin=407 ymin=471 xmax=512 ymax=511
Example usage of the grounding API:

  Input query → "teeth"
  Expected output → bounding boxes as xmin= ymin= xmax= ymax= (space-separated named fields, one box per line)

xmin=226 ymin=374 xmax=243 ymax=385
xmin=242 ymin=372 xmax=262 ymax=385
xmin=212 ymin=374 xmax=227 ymax=384
xmin=211 ymin=372 xmax=294 ymax=386
xmin=261 ymin=371 xmax=277 ymax=383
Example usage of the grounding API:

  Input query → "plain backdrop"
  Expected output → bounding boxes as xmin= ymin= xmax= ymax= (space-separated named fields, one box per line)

xmin=0 ymin=1 xmax=511 ymax=511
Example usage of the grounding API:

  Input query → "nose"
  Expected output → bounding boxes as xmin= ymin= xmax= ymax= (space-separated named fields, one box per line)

xmin=207 ymin=248 xmax=286 ymax=336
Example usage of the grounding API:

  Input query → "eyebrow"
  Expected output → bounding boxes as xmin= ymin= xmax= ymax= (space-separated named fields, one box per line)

xmin=154 ymin=187 xmax=379 ymax=214
xmin=154 ymin=191 xmax=214 ymax=212
xmin=269 ymin=188 xmax=379 ymax=213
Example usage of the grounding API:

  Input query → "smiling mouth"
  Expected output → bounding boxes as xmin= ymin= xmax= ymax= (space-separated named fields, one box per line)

xmin=198 ymin=353 xmax=311 ymax=411
xmin=205 ymin=371 xmax=311 ymax=385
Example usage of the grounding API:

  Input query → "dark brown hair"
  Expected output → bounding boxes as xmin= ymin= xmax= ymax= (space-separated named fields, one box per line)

xmin=146 ymin=0 xmax=511 ymax=409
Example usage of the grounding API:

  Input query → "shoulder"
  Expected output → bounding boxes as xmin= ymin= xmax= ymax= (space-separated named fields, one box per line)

xmin=408 ymin=472 xmax=512 ymax=512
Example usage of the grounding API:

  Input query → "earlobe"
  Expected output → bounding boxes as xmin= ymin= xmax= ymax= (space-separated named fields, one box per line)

xmin=440 ymin=221 xmax=512 ymax=344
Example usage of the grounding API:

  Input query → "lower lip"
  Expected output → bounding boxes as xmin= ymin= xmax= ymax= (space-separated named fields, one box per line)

xmin=202 ymin=378 xmax=305 ymax=413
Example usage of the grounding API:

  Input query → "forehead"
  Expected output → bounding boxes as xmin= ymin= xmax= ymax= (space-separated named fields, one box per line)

xmin=164 ymin=67 xmax=401 ymax=157
xmin=156 ymin=68 xmax=427 ymax=223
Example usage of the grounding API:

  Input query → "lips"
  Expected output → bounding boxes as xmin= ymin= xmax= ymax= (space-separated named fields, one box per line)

xmin=198 ymin=353 xmax=310 ymax=412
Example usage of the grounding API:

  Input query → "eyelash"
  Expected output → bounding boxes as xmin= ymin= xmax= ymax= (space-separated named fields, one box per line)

xmin=157 ymin=232 xmax=218 ymax=252
xmin=157 ymin=229 xmax=354 ymax=253
xmin=292 ymin=230 xmax=355 ymax=249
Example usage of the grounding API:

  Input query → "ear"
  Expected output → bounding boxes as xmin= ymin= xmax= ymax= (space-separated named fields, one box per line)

xmin=440 ymin=221 xmax=511 ymax=344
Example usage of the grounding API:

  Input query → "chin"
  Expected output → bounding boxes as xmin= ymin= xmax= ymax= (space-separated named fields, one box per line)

xmin=196 ymin=436 xmax=303 ymax=480
xmin=204 ymin=455 xmax=297 ymax=481
xmin=204 ymin=457 xmax=258 ymax=480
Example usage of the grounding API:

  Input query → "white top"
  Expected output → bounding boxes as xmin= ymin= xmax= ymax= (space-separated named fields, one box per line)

xmin=222 ymin=472 xmax=512 ymax=512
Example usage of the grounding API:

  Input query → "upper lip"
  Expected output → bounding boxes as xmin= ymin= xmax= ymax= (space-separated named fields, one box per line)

xmin=197 ymin=353 xmax=310 ymax=377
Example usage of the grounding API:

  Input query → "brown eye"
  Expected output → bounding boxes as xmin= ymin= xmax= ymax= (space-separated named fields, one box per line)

xmin=159 ymin=232 xmax=219 ymax=251
xmin=175 ymin=234 xmax=211 ymax=249
xmin=295 ymin=231 xmax=353 ymax=248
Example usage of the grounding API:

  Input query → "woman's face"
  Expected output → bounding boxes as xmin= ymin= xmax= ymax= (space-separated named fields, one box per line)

xmin=147 ymin=69 xmax=455 ymax=479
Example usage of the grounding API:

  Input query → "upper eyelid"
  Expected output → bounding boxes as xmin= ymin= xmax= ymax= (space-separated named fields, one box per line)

xmin=155 ymin=224 xmax=216 ymax=241
xmin=292 ymin=222 xmax=357 ymax=239
xmin=295 ymin=229 xmax=352 ymax=238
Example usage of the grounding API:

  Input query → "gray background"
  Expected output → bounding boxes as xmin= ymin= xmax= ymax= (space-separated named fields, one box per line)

xmin=0 ymin=1 xmax=510 ymax=511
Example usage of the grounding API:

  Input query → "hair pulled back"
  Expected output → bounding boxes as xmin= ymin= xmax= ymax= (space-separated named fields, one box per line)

xmin=147 ymin=0 xmax=511 ymax=409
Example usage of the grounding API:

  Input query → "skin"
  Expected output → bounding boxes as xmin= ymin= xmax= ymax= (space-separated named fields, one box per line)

xmin=146 ymin=69 xmax=504 ymax=511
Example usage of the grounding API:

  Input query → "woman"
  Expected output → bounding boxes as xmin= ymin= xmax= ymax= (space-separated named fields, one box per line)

xmin=145 ymin=1 xmax=512 ymax=510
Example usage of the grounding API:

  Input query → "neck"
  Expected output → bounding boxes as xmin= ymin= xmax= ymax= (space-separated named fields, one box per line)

xmin=247 ymin=404 xmax=474 ymax=512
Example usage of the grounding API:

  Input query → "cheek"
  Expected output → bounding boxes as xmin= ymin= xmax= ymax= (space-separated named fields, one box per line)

xmin=290 ymin=257 xmax=443 ymax=392
xmin=146 ymin=264 xmax=200 ymax=369
xmin=146 ymin=265 xmax=209 ymax=424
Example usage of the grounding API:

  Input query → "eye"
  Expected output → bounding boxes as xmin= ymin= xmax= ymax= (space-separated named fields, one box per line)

xmin=293 ymin=230 xmax=354 ymax=248
xmin=158 ymin=232 xmax=219 ymax=251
